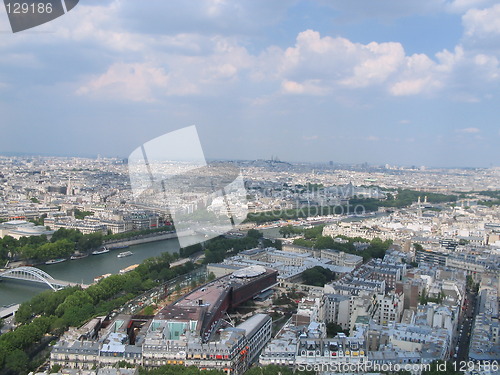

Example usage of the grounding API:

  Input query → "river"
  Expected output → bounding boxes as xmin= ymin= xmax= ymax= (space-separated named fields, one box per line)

xmin=0 ymin=234 xmax=205 ymax=306
xmin=1 ymin=213 xmax=386 ymax=306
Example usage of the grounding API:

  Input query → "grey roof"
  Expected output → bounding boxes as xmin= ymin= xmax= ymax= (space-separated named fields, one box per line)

xmin=235 ymin=313 xmax=271 ymax=338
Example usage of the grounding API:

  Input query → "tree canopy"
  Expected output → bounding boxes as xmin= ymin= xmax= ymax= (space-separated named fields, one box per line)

xmin=302 ymin=266 xmax=335 ymax=286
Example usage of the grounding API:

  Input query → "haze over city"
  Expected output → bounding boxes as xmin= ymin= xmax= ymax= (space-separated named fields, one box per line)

xmin=1 ymin=0 xmax=500 ymax=167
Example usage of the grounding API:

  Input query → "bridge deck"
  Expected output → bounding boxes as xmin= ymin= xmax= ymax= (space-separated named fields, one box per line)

xmin=51 ymin=279 xmax=89 ymax=288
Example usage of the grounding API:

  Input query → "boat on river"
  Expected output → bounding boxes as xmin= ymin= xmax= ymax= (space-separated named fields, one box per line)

xmin=45 ymin=258 xmax=67 ymax=265
xmin=92 ymin=247 xmax=110 ymax=255
xmin=70 ymin=253 xmax=89 ymax=260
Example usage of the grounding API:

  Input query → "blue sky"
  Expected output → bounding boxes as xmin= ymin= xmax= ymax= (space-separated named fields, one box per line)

xmin=0 ymin=0 xmax=499 ymax=167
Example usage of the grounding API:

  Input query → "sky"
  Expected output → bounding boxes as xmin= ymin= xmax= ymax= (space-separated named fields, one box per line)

xmin=0 ymin=0 xmax=499 ymax=168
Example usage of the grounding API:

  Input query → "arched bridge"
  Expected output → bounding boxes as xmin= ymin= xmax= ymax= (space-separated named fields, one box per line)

xmin=0 ymin=266 xmax=87 ymax=291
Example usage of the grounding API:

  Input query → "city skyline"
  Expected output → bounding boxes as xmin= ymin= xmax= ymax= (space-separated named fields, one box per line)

xmin=1 ymin=1 xmax=500 ymax=167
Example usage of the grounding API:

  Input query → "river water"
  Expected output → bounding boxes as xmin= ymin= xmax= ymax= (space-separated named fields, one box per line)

xmin=1 ymin=214 xmax=385 ymax=306
xmin=0 ymin=234 xmax=205 ymax=306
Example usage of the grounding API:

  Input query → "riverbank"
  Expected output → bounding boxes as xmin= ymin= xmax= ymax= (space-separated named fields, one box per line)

xmin=0 ymin=232 xmax=206 ymax=306
xmin=104 ymin=229 xmax=195 ymax=248
xmin=2 ymin=229 xmax=196 ymax=269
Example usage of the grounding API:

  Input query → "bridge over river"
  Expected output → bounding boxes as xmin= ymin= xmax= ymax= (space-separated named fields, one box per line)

xmin=0 ymin=266 xmax=89 ymax=291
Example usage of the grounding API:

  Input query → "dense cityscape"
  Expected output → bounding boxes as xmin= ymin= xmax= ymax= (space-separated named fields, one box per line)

xmin=0 ymin=155 xmax=499 ymax=375
xmin=2 ymin=0 xmax=500 ymax=375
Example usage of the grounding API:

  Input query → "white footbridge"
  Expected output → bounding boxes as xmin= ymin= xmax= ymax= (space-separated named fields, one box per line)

xmin=0 ymin=266 xmax=88 ymax=291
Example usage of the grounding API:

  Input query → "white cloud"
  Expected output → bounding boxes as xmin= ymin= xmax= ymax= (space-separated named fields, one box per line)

xmin=390 ymin=78 xmax=435 ymax=96
xmin=339 ymin=42 xmax=406 ymax=88
xmin=281 ymin=80 xmax=305 ymax=94
xmin=462 ymin=4 xmax=500 ymax=38
xmin=281 ymin=80 xmax=328 ymax=95
xmin=257 ymin=30 xmax=446 ymax=97
xmin=76 ymin=62 xmax=169 ymax=102
xmin=259 ymin=30 xmax=407 ymax=91
xmin=2 ymin=0 xmax=500 ymax=105
xmin=432 ymin=45 xmax=500 ymax=98
xmin=275 ymin=30 xmax=359 ymax=81
xmin=435 ymin=45 xmax=465 ymax=73
xmin=389 ymin=53 xmax=442 ymax=96
xmin=447 ymin=0 xmax=498 ymax=13
xmin=76 ymin=36 xmax=253 ymax=100
xmin=473 ymin=54 xmax=500 ymax=80
xmin=72 ymin=26 xmax=500 ymax=101
xmin=456 ymin=127 xmax=481 ymax=133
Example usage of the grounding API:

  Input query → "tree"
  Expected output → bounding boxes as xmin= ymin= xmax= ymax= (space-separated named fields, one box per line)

xmin=413 ymin=243 xmax=424 ymax=251
xmin=302 ymin=266 xmax=335 ymax=287
xmin=293 ymin=238 xmax=315 ymax=248
xmin=50 ymin=364 xmax=63 ymax=373
xmin=77 ymin=232 xmax=103 ymax=251
xmin=175 ymin=283 xmax=182 ymax=296
xmin=55 ymin=291 xmax=95 ymax=326
xmin=366 ymin=237 xmax=392 ymax=260
xmin=204 ymin=248 xmax=224 ymax=264
xmin=74 ymin=208 xmax=94 ymax=219
xmin=466 ymin=275 xmax=475 ymax=289
xmin=0 ymin=342 xmax=8 ymax=370
xmin=247 ymin=229 xmax=263 ymax=239
xmin=279 ymin=225 xmax=302 ymax=238
xmin=304 ymin=225 xmax=325 ymax=239
xmin=314 ymin=236 xmax=336 ymax=249
xmin=142 ymin=305 xmax=155 ymax=316
xmin=419 ymin=289 xmax=427 ymax=305
xmin=1 ymin=235 xmax=18 ymax=257
xmin=50 ymin=228 xmax=82 ymax=243
xmin=245 ymin=367 xmax=263 ymax=375
xmin=1 ymin=249 xmax=204 ymax=375
xmin=302 ymin=267 xmax=326 ymax=286
xmin=29 ymin=213 xmax=46 ymax=226
xmin=116 ymin=360 xmax=136 ymax=369
xmin=4 ymin=349 xmax=29 ymax=373
xmin=326 ymin=322 xmax=349 ymax=337
xmin=121 ymin=272 xmax=144 ymax=294
xmin=179 ymin=243 xmax=202 ymax=258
